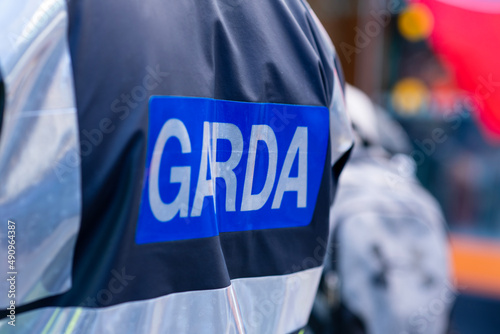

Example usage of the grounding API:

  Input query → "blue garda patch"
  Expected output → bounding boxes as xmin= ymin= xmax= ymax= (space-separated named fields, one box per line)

xmin=135 ymin=96 xmax=329 ymax=244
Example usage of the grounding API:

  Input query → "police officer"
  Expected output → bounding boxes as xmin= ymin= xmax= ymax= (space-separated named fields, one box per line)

xmin=309 ymin=85 xmax=454 ymax=334
xmin=0 ymin=0 xmax=352 ymax=332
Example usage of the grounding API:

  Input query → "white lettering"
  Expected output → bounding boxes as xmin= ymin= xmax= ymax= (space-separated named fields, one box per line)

xmin=212 ymin=122 xmax=243 ymax=212
xmin=191 ymin=122 xmax=214 ymax=217
xmin=272 ymin=127 xmax=308 ymax=209
xmin=241 ymin=125 xmax=278 ymax=211
xmin=150 ymin=118 xmax=310 ymax=219
xmin=149 ymin=119 xmax=191 ymax=221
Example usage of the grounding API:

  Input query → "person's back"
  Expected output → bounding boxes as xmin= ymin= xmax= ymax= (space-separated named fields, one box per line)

xmin=0 ymin=0 xmax=352 ymax=332
xmin=309 ymin=85 xmax=453 ymax=334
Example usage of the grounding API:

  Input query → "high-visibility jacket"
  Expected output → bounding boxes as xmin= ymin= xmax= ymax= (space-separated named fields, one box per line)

xmin=0 ymin=0 xmax=352 ymax=333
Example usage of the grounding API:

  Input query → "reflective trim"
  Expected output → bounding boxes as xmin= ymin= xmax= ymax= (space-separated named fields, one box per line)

xmin=232 ymin=267 xmax=322 ymax=333
xmin=0 ymin=0 xmax=81 ymax=307
xmin=329 ymin=71 xmax=353 ymax=166
xmin=0 ymin=268 xmax=323 ymax=334
xmin=305 ymin=3 xmax=354 ymax=165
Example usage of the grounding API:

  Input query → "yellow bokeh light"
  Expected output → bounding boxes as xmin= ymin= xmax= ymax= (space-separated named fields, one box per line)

xmin=392 ymin=78 xmax=430 ymax=115
xmin=398 ymin=3 xmax=434 ymax=42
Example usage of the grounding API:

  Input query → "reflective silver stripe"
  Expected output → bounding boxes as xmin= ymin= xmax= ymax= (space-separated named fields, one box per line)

xmin=306 ymin=4 xmax=354 ymax=165
xmin=329 ymin=71 xmax=353 ymax=166
xmin=232 ymin=267 xmax=322 ymax=333
xmin=0 ymin=268 xmax=322 ymax=334
xmin=0 ymin=0 xmax=81 ymax=307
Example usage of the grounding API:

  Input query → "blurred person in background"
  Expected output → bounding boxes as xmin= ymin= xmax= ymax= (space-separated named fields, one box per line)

xmin=305 ymin=0 xmax=500 ymax=333
xmin=308 ymin=85 xmax=454 ymax=334
xmin=0 ymin=0 xmax=353 ymax=333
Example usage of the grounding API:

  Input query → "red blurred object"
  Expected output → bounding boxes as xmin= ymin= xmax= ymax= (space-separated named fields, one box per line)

xmin=414 ymin=0 xmax=500 ymax=141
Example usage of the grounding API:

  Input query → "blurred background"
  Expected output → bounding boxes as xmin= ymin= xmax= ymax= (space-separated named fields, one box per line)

xmin=308 ymin=0 xmax=500 ymax=333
